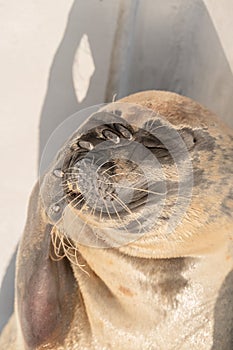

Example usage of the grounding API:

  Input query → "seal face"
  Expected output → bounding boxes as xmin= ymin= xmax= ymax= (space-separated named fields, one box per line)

xmin=40 ymin=103 xmax=196 ymax=251
xmin=1 ymin=91 xmax=233 ymax=350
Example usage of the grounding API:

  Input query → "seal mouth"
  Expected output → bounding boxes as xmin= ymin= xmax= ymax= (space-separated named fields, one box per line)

xmin=63 ymin=152 xmax=161 ymax=218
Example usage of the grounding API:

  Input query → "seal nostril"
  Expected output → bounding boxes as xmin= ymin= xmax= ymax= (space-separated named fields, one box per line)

xmin=114 ymin=124 xmax=133 ymax=140
xmin=103 ymin=130 xmax=120 ymax=144
xmin=78 ymin=140 xmax=94 ymax=150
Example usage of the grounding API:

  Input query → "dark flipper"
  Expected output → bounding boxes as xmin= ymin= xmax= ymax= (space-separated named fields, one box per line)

xmin=16 ymin=183 xmax=78 ymax=349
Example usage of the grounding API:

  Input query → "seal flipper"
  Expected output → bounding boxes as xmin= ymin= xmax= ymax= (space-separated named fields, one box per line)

xmin=16 ymin=183 xmax=78 ymax=349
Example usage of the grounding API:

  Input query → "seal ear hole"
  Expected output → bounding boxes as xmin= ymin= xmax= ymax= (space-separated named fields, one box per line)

xmin=178 ymin=127 xmax=197 ymax=149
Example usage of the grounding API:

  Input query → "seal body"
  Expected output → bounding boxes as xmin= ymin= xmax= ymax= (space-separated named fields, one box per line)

xmin=1 ymin=91 xmax=233 ymax=350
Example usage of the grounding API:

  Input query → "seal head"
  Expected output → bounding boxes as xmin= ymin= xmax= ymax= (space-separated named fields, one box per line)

xmin=40 ymin=91 xmax=233 ymax=259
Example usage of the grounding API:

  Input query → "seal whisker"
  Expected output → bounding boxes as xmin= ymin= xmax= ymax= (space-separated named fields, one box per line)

xmin=62 ymin=178 xmax=79 ymax=185
xmin=88 ymin=200 xmax=102 ymax=247
xmin=97 ymin=179 xmax=167 ymax=197
xmin=64 ymin=166 xmax=80 ymax=170
xmin=110 ymin=200 xmax=131 ymax=237
xmin=149 ymin=124 xmax=167 ymax=133
xmin=107 ymin=192 xmax=132 ymax=216
xmin=116 ymin=184 xmax=167 ymax=196
xmin=50 ymin=227 xmax=89 ymax=275
xmin=74 ymin=199 xmax=98 ymax=244
xmin=95 ymin=160 xmax=112 ymax=174
xmin=62 ymin=172 xmax=79 ymax=177
xmin=64 ymin=166 xmax=82 ymax=172
xmin=67 ymin=192 xmax=86 ymax=210
xmin=100 ymin=163 xmax=117 ymax=176
xmin=101 ymin=196 xmax=114 ymax=222
xmin=145 ymin=116 xmax=166 ymax=131
xmin=91 ymin=155 xmax=106 ymax=167
xmin=50 ymin=228 xmax=66 ymax=261
xmin=66 ymin=190 xmax=93 ymax=224
xmin=108 ymin=171 xmax=144 ymax=178
xmin=106 ymin=192 xmax=143 ymax=234
xmin=53 ymin=191 xmax=83 ymax=207
xmin=62 ymin=182 xmax=79 ymax=193
xmin=63 ymin=195 xmax=88 ymax=234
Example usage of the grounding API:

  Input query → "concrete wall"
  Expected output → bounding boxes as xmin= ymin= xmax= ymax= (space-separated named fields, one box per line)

xmin=1 ymin=0 xmax=233 ymax=333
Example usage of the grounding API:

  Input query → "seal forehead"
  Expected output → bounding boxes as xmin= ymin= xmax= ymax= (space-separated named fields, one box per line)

xmin=118 ymin=90 xmax=227 ymax=132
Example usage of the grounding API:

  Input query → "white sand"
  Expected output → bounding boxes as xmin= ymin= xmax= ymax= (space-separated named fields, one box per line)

xmin=0 ymin=0 xmax=233 ymax=332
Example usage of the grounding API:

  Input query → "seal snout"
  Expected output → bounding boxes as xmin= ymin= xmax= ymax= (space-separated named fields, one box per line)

xmin=59 ymin=106 xmax=192 ymax=235
xmin=66 ymin=150 xmax=148 ymax=217
xmin=62 ymin=118 xmax=160 ymax=221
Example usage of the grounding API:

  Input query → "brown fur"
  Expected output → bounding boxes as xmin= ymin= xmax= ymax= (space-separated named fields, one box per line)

xmin=1 ymin=91 xmax=233 ymax=349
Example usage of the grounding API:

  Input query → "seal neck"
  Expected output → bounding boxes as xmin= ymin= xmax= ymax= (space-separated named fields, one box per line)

xmin=72 ymin=242 xmax=233 ymax=349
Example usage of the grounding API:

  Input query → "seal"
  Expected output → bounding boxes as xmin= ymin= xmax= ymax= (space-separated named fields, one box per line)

xmin=1 ymin=91 xmax=233 ymax=350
